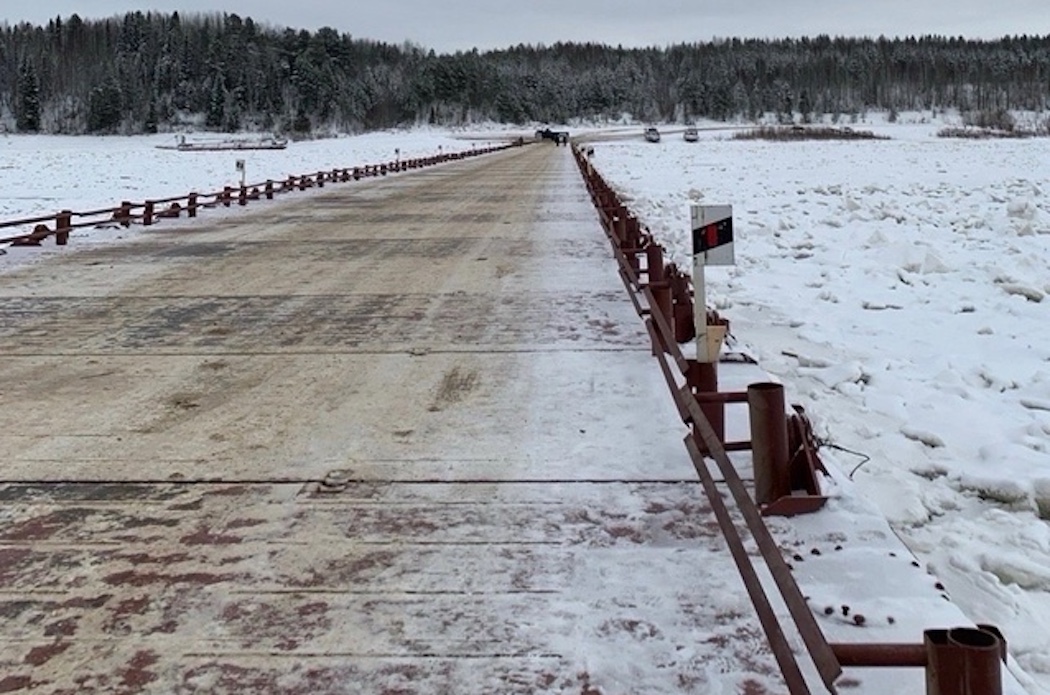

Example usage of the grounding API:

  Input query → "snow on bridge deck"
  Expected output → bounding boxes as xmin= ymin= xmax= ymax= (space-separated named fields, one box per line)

xmin=0 ymin=146 xmax=783 ymax=694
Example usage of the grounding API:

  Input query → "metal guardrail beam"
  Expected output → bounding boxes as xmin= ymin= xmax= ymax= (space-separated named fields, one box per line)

xmin=573 ymin=143 xmax=842 ymax=693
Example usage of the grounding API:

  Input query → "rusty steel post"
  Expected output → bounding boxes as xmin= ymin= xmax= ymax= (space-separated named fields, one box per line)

xmin=647 ymin=245 xmax=672 ymax=326
xmin=624 ymin=215 xmax=637 ymax=249
xmin=977 ymin=624 xmax=1008 ymax=663
xmin=927 ymin=628 xmax=1003 ymax=695
xmin=143 ymin=201 xmax=154 ymax=226
xmin=614 ymin=209 xmax=627 ymax=246
xmin=688 ymin=360 xmax=724 ymax=448
xmin=748 ymin=382 xmax=791 ymax=506
xmin=222 ymin=187 xmax=232 ymax=207
xmin=625 ymin=218 xmax=643 ymax=276
xmin=594 ymin=189 xmax=607 ymax=219
xmin=55 ymin=210 xmax=72 ymax=245
xmin=118 ymin=201 xmax=132 ymax=226
xmin=670 ymin=269 xmax=696 ymax=343
xmin=611 ymin=203 xmax=625 ymax=238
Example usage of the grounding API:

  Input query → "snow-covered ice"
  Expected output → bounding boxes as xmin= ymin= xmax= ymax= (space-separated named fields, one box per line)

xmin=0 ymin=128 xmax=503 ymax=223
xmin=589 ymin=118 xmax=1050 ymax=693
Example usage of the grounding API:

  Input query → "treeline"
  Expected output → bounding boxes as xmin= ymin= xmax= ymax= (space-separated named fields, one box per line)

xmin=1 ymin=11 xmax=1049 ymax=134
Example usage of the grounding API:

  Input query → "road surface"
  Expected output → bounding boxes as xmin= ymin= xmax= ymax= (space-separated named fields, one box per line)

xmin=0 ymin=145 xmax=780 ymax=693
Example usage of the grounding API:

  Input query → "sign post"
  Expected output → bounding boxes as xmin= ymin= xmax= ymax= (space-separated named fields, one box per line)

xmin=235 ymin=159 xmax=246 ymax=187
xmin=691 ymin=204 xmax=734 ymax=362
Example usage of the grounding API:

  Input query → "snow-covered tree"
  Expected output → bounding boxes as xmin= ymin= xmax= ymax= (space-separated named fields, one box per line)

xmin=15 ymin=57 xmax=41 ymax=132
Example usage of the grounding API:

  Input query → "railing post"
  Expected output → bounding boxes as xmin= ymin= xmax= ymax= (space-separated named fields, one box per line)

xmin=118 ymin=201 xmax=132 ymax=226
xmin=926 ymin=628 xmax=1003 ymax=695
xmin=614 ymin=208 xmax=628 ymax=246
xmin=626 ymin=218 xmax=643 ymax=276
xmin=688 ymin=360 xmax=723 ymax=447
xmin=188 ymin=193 xmax=198 ymax=218
xmin=239 ymin=185 xmax=247 ymax=206
xmin=222 ymin=186 xmax=232 ymax=207
xmin=647 ymin=245 xmax=673 ymax=353
xmin=671 ymin=270 xmax=696 ymax=343
xmin=143 ymin=201 xmax=154 ymax=226
xmin=55 ymin=210 xmax=72 ymax=245
xmin=317 ymin=171 xmax=325 ymax=188
xmin=265 ymin=181 xmax=274 ymax=200
xmin=748 ymin=382 xmax=791 ymax=506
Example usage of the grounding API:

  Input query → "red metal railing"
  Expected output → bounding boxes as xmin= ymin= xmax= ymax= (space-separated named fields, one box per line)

xmin=571 ymin=143 xmax=1007 ymax=695
xmin=0 ymin=142 xmax=520 ymax=248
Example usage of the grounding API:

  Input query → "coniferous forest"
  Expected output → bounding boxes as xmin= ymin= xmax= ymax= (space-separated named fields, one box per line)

xmin=1 ymin=11 xmax=1049 ymax=135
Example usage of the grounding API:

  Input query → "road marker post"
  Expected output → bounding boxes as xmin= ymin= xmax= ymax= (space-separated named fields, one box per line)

xmin=690 ymin=204 xmax=735 ymax=446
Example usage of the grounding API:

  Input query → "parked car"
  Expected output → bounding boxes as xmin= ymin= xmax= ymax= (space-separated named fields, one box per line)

xmin=683 ymin=126 xmax=699 ymax=142
xmin=644 ymin=127 xmax=661 ymax=143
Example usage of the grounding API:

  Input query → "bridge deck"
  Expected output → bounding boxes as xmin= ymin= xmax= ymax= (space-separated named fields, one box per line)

xmin=0 ymin=146 xmax=780 ymax=693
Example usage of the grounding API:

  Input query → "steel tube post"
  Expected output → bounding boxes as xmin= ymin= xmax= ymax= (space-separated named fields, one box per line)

xmin=55 ymin=210 xmax=72 ymax=245
xmin=614 ymin=209 xmax=627 ymax=246
xmin=647 ymin=245 xmax=672 ymax=355
xmin=626 ymin=218 xmax=642 ymax=276
xmin=926 ymin=628 xmax=1003 ymax=695
xmin=671 ymin=270 xmax=696 ymax=343
xmin=687 ymin=360 xmax=723 ymax=447
xmin=748 ymin=382 xmax=791 ymax=506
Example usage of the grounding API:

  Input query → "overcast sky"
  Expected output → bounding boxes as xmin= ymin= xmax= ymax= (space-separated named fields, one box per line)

xmin=5 ymin=1 xmax=1049 ymax=52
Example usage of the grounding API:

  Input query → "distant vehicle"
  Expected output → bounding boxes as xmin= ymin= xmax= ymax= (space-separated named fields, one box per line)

xmin=683 ymin=126 xmax=699 ymax=142
xmin=644 ymin=127 xmax=661 ymax=143
xmin=536 ymin=128 xmax=570 ymax=145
